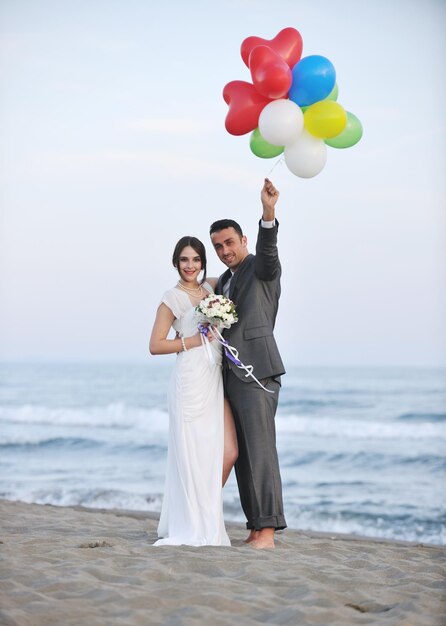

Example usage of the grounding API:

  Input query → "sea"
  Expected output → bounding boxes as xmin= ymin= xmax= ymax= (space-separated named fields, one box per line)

xmin=0 ymin=362 xmax=445 ymax=545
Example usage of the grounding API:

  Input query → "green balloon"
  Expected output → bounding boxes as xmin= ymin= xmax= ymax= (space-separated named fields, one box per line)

xmin=300 ymin=84 xmax=337 ymax=115
xmin=250 ymin=128 xmax=284 ymax=159
xmin=326 ymin=83 xmax=339 ymax=101
xmin=324 ymin=111 xmax=363 ymax=149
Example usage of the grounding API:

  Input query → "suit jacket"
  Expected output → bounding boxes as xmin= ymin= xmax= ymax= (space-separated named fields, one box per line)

xmin=216 ymin=221 xmax=285 ymax=382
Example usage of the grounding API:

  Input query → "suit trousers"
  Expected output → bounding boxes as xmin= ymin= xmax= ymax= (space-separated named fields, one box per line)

xmin=225 ymin=369 xmax=287 ymax=531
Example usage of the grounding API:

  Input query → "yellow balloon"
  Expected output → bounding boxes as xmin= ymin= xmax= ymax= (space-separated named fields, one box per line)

xmin=304 ymin=101 xmax=347 ymax=139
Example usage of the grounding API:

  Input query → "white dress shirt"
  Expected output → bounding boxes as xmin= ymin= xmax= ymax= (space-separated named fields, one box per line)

xmin=223 ymin=219 xmax=276 ymax=296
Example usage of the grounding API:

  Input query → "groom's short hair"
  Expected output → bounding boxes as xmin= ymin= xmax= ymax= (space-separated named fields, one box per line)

xmin=209 ymin=219 xmax=244 ymax=238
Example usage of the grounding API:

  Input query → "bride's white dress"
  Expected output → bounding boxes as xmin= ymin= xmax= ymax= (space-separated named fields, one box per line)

xmin=154 ymin=284 xmax=230 ymax=547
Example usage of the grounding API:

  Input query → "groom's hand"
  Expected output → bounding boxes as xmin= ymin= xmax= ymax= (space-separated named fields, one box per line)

xmin=261 ymin=178 xmax=279 ymax=221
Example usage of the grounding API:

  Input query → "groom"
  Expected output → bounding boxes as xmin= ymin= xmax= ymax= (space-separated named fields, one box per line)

xmin=210 ymin=178 xmax=286 ymax=549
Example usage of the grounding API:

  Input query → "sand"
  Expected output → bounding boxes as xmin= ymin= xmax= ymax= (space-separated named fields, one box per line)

xmin=0 ymin=499 xmax=445 ymax=625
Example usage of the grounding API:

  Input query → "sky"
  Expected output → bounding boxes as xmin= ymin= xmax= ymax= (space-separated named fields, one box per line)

xmin=1 ymin=0 xmax=445 ymax=367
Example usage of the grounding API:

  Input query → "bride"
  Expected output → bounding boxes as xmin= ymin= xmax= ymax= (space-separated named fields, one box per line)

xmin=149 ymin=236 xmax=238 ymax=546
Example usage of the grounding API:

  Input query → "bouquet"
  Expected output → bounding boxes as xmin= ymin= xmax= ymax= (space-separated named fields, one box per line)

xmin=195 ymin=294 xmax=238 ymax=330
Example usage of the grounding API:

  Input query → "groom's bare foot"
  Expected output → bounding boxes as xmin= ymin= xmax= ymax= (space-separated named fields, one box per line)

xmin=244 ymin=530 xmax=259 ymax=544
xmin=250 ymin=528 xmax=275 ymax=550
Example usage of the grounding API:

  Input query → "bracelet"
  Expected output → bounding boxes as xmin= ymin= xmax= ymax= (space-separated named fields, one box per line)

xmin=181 ymin=337 xmax=187 ymax=352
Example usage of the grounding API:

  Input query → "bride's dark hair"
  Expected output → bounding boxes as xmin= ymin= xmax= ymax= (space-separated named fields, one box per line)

xmin=172 ymin=236 xmax=207 ymax=285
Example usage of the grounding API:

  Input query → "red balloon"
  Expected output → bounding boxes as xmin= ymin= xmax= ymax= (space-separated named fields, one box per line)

xmin=223 ymin=81 xmax=272 ymax=136
xmin=241 ymin=27 xmax=303 ymax=69
xmin=249 ymin=45 xmax=292 ymax=99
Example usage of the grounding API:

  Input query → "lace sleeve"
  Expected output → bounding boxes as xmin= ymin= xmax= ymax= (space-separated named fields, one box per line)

xmin=160 ymin=289 xmax=182 ymax=319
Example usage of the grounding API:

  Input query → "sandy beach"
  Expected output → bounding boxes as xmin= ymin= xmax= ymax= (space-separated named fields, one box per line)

xmin=0 ymin=499 xmax=445 ymax=626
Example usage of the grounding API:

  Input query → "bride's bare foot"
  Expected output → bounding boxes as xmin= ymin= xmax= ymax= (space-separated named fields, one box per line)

xmin=244 ymin=530 xmax=259 ymax=544
xmin=249 ymin=528 xmax=275 ymax=550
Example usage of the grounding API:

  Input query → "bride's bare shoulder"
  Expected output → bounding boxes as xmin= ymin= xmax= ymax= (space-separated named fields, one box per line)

xmin=205 ymin=277 xmax=218 ymax=290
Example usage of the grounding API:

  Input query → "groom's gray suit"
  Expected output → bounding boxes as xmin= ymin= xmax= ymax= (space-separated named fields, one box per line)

xmin=216 ymin=221 xmax=287 ymax=531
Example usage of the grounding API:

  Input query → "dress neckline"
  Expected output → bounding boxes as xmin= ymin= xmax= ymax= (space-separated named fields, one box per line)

xmin=174 ymin=282 xmax=213 ymax=307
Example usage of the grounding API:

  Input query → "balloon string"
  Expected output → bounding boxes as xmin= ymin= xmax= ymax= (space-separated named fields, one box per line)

xmin=267 ymin=155 xmax=285 ymax=177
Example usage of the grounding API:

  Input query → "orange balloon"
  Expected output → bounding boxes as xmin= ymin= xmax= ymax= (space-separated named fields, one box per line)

xmin=304 ymin=101 xmax=347 ymax=139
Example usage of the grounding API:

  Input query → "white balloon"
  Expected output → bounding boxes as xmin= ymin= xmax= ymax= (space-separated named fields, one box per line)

xmin=284 ymin=130 xmax=327 ymax=178
xmin=258 ymin=99 xmax=304 ymax=147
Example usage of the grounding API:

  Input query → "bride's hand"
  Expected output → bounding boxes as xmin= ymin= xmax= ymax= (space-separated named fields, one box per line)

xmin=188 ymin=332 xmax=204 ymax=349
xmin=202 ymin=325 xmax=217 ymax=342
xmin=198 ymin=323 xmax=216 ymax=342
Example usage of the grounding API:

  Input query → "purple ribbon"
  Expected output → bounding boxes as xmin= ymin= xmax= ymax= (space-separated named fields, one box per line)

xmin=223 ymin=343 xmax=242 ymax=366
xmin=198 ymin=323 xmax=273 ymax=393
xmin=199 ymin=324 xmax=241 ymax=366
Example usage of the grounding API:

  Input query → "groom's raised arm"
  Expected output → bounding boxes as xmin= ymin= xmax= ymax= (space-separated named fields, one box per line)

xmin=255 ymin=178 xmax=281 ymax=281
xmin=261 ymin=177 xmax=279 ymax=222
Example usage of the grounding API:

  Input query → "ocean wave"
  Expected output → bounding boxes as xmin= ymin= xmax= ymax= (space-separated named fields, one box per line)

xmin=220 ymin=495 xmax=446 ymax=545
xmin=0 ymin=436 xmax=104 ymax=450
xmin=0 ymin=434 xmax=168 ymax=452
xmin=2 ymin=401 xmax=445 ymax=444
xmin=398 ymin=412 xmax=446 ymax=422
xmin=1 ymin=489 xmax=164 ymax=512
xmin=275 ymin=413 xmax=446 ymax=441
xmin=284 ymin=508 xmax=446 ymax=545
xmin=0 ymin=403 xmax=169 ymax=431
xmin=2 ymin=490 xmax=444 ymax=545
xmin=279 ymin=449 xmax=446 ymax=475
xmin=279 ymin=396 xmax=373 ymax=412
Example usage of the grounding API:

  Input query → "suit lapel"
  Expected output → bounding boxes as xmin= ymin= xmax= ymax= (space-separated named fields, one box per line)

xmin=217 ymin=269 xmax=232 ymax=295
xmin=229 ymin=254 xmax=253 ymax=301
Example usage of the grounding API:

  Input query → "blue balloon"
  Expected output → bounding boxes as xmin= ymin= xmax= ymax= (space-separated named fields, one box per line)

xmin=289 ymin=55 xmax=336 ymax=107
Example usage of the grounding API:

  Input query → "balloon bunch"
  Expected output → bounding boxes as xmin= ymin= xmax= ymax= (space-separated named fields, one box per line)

xmin=223 ymin=27 xmax=363 ymax=178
